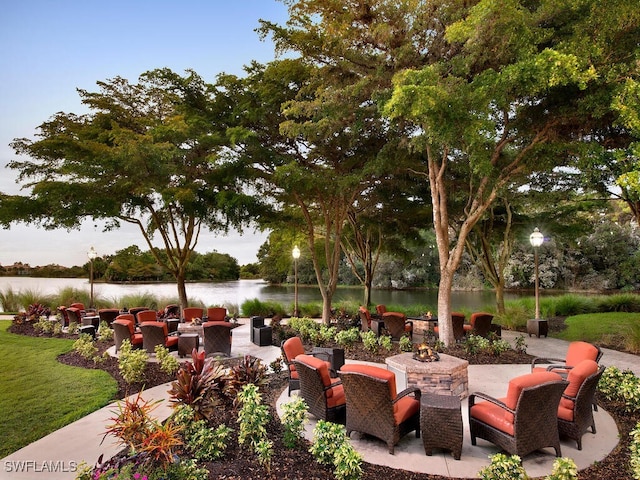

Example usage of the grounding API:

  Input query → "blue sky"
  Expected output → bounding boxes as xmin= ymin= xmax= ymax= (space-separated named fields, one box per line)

xmin=0 ymin=0 xmax=290 ymax=267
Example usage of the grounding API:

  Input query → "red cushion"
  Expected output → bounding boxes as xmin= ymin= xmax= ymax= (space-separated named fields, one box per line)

xmin=339 ymin=364 xmax=397 ymax=399
xmin=503 ymin=371 xmax=562 ymax=422
xmin=394 ymin=395 xmax=420 ymax=425
xmin=283 ymin=337 xmax=305 ymax=363
xmin=565 ymin=342 xmax=599 ymax=366
xmin=131 ymin=333 xmax=143 ymax=345
xmin=327 ymin=384 xmax=345 ymax=408
xmin=559 ymin=360 xmax=598 ymax=413
xmin=297 ymin=354 xmax=333 ymax=387
xmin=471 ymin=398 xmax=515 ymax=436
xmin=165 ymin=335 xmax=179 ymax=348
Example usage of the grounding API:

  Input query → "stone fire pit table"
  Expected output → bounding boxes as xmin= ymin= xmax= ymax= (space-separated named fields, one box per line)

xmin=385 ymin=352 xmax=469 ymax=399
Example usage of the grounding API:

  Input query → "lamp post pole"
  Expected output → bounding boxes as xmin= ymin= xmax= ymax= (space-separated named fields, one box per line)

xmin=292 ymin=245 xmax=300 ymax=318
xmin=529 ymin=228 xmax=544 ymax=320
xmin=88 ymin=246 xmax=97 ymax=309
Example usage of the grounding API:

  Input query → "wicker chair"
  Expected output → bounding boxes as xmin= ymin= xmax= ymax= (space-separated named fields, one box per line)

xmin=136 ymin=309 xmax=158 ymax=323
xmin=113 ymin=315 xmax=143 ymax=352
xmin=469 ymin=371 xmax=568 ymax=458
xmin=358 ymin=306 xmax=383 ymax=336
xmin=206 ymin=307 xmax=227 ymax=321
xmin=58 ymin=306 xmax=70 ymax=328
xmin=203 ymin=321 xmax=233 ymax=357
xmin=98 ymin=308 xmax=120 ymax=327
xmin=293 ymin=354 xmax=346 ymax=423
xmin=281 ymin=336 xmax=332 ymax=396
xmin=66 ymin=307 xmax=82 ymax=326
xmin=338 ymin=364 xmax=421 ymax=454
xmin=128 ymin=307 xmax=149 ymax=324
xmin=381 ymin=311 xmax=413 ymax=340
xmin=434 ymin=312 xmax=466 ymax=341
xmin=183 ymin=307 xmax=204 ymax=323
xmin=465 ymin=312 xmax=494 ymax=338
xmin=557 ymin=360 xmax=605 ymax=450
xmin=139 ymin=321 xmax=179 ymax=353
xmin=531 ymin=341 xmax=603 ymax=376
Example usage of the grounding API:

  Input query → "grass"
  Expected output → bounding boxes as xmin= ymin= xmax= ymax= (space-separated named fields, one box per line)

xmin=555 ymin=312 xmax=640 ymax=352
xmin=0 ymin=320 xmax=117 ymax=458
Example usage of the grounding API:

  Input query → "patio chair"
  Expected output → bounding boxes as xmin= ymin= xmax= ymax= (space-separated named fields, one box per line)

xmin=281 ymin=336 xmax=332 ymax=396
xmin=113 ymin=315 xmax=143 ymax=352
xmin=98 ymin=308 xmax=120 ymax=327
xmin=206 ymin=307 xmax=227 ymax=321
xmin=183 ymin=307 xmax=204 ymax=323
xmin=465 ymin=312 xmax=494 ymax=338
xmin=136 ymin=309 xmax=158 ymax=323
xmin=139 ymin=321 xmax=179 ymax=353
xmin=531 ymin=341 xmax=602 ymax=376
xmin=381 ymin=311 xmax=413 ymax=340
xmin=293 ymin=354 xmax=346 ymax=423
xmin=557 ymin=360 xmax=605 ymax=450
xmin=127 ymin=307 xmax=149 ymax=324
xmin=434 ymin=312 xmax=466 ymax=341
xmin=338 ymin=363 xmax=421 ymax=454
xmin=66 ymin=307 xmax=82 ymax=326
xmin=358 ymin=306 xmax=383 ymax=336
xmin=203 ymin=321 xmax=233 ymax=357
xmin=159 ymin=304 xmax=180 ymax=319
xmin=469 ymin=371 xmax=568 ymax=458
xmin=58 ymin=306 xmax=70 ymax=328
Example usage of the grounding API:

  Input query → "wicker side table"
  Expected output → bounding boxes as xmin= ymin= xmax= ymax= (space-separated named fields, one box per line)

xmin=178 ymin=333 xmax=200 ymax=358
xmin=420 ymin=393 xmax=463 ymax=460
xmin=527 ymin=319 xmax=548 ymax=338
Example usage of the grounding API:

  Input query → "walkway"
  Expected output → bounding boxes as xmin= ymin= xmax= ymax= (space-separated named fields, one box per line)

xmin=1 ymin=321 xmax=635 ymax=479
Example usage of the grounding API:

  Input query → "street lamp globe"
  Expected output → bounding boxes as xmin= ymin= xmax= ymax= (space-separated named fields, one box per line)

xmin=292 ymin=245 xmax=300 ymax=260
xmin=529 ymin=228 xmax=544 ymax=248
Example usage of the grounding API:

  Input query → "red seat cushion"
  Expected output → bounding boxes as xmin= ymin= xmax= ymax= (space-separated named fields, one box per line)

xmin=339 ymin=364 xmax=397 ymax=399
xmin=565 ymin=342 xmax=600 ymax=366
xmin=558 ymin=359 xmax=599 ymax=420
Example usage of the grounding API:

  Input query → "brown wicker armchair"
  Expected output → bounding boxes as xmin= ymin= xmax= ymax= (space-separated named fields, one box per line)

xmin=281 ymin=337 xmax=332 ymax=396
xmin=338 ymin=364 xmax=421 ymax=454
xmin=203 ymin=321 xmax=233 ymax=357
xmin=293 ymin=354 xmax=346 ymax=423
xmin=206 ymin=307 xmax=227 ymax=321
xmin=98 ymin=308 xmax=120 ymax=327
xmin=465 ymin=312 xmax=494 ymax=338
xmin=557 ymin=360 xmax=605 ymax=450
xmin=139 ymin=321 xmax=179 ymax=353
xmin=66 ymin=307 xmax=82 ymax=326
xmin=358 ymin=306 xmax=383 ymax=336
xmin=434 ymin=312 xmax=467 ymax=341
xmin=381 ymin=311 xmax=413 ymax=340
xmin=182 ymin=307 xmax=204 ymax=323
xmin=469 ymin=371 xmax=568 ymax=458
xmin=531 ymin=341 xmax=602 ymax=375
xmin=136 ymin=309 xmax=158 ymax=323
xmin=113 ymin=315 xmax=143 ymax=352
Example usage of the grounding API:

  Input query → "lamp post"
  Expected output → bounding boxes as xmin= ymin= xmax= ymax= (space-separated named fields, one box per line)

xmin=529 ymin=228 xmax=544 ymax=319
xmin=292 ymin=245 xmax=300 ymax=318
xmin=87 ymin=246 xmax=97 ymax=309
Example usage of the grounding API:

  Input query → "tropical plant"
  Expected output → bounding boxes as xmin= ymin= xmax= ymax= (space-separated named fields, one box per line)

xmin=281 ymin=397 xmax=309 ymax=448
xmin=118 ymin=340 xmax=148 ymax=384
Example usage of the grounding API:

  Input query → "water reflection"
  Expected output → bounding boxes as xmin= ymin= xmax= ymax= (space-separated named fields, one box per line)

xmin=0 ymin=277 xmax=517 ymax=311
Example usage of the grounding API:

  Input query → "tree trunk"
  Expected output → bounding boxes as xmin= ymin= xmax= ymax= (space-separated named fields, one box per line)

xmin=495 ymin=279 xmax=506 ymax=315
xmin=176 ymin=271 xmax=189 ymax=309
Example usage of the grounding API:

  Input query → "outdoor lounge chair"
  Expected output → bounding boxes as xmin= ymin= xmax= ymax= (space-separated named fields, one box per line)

xmin=531 ymin=341 xmax=602 ymax=376
xmin=182 ymin=307 xmax=204 ymax=323
xmin=338 ymin=363 xmax=421 ymax=454
xmin=433 ymin=312 xmax=466 ymax=341
xmin=557 ymin=360 xmax=605 ymax=450
xmin=98 ymin=308 xmax=120 ymax=327
xmin=293 ymin=354 xmax=346 ymax=423
xmin=358 ymin=306 xmax=383 ymax=336
xmin=65 ymin=307 xmax=82 ymax=325
xmin=136 ymin=309 xmax=158 ymax=323
xmin=381 ymin=311 xmax=413 ymax=340
xmin=281 ymin=336 xmax=332 ymax=396
xmin=203 ymin=321 xmax=233 ymax=357
xmin=139 ymin=321 xmax=179 ymax=353
xmin=206 ymin=307 xmax=227 ymax=321
xmin=465 ymin=312 xmax=494 ymax=338
xmin=469 ymin=371 xmax=568 ymax=458
xmin=113 ymin=315 xmax=143 ymax=352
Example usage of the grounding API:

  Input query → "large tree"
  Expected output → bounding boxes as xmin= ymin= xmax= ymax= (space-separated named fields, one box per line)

xmin=384 ymin=0 xmax=639 ymax=344
xmin=2 ymin=69 xmax=258 ymax=307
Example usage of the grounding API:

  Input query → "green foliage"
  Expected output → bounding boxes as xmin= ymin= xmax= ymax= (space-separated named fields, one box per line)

xmin=377 ymin=334 xmax=393 ymax=352
xmin=269 ymin=356 xmax=284 ymax=374
xmin=545 ymin=457 xmax=578 ymax=480
xmin=310 ymin=420 xmax=362 ymax=480
xmin=514 ymin=335 xmax=527 ymax=354
xmin=630 ymin=422 xmax=640 ymax=480
xmin=598 ymin=366 xmax=640 ymax=413
xmin=0 ymin=286 xmax=20 ymax=312
xmin=399 ymin=335 xmax=413 ymax=352
xmin=281 ymin=397 xmax=309 ymax=448
xmin=68 ymin=321 xmax=79 ymax=335
xmin=462 ymin=335 xmax=491 ymax=355
xmin=551 ymin=294 xmax=596 ymax=316
xmin=335 ymin=327 xmax=360 ymax=348
xmin=187 ymin=421 xmax=232 ymax=461
xmin=478 ymin=453 xmax=528 ymax=480
xmin=556 ymin=312 xmax=640 ymax=348
xmin=288 ymin=316 xmax=321 ymax=342
xmin=33 ymin=316 xmax=55 ymax=334
xmin=73 ymin=333 xmax=102 ymax=363
xmin=226 ymin=355 xmax=268 ymax=399
xmin=97 ymin=320 xmax=113 ymax=342
xmin=154 ymin=344 xmax=180 ymax=376
xmin=118 ymin=340 xmax=149 ymax=384
xmin=241 ymin=298 xmax=287 ymax=317
xmin=360 ymin=330 xmax=378 ymax=353
xmin=236 ymin=383 xmax=273 ymax=471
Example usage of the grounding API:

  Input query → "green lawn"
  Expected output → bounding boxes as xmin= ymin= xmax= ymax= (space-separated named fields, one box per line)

xmin=0 ymin=320 xmax=117 ymax=458
xmin=555 ymin=312 xmax=640 ymax=351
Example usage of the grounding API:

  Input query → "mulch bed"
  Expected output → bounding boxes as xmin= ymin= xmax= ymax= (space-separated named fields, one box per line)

xmin=7 ymin=318 xmax=638 ymax=479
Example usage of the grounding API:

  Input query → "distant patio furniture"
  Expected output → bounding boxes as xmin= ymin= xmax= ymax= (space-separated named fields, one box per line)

xmin=182 ymin=307 xmax=204 ymax=323
xmin=466 ymin=312 xmax=494 ymax=338
xmin=206 ymin=307 xmax=227 ymax=321
xmin=358 ymin=306 xmax=383 ymax=336
xmin=557 ymin=360 xmax=605 ymax=450
xmin=531 ymin=341 xmax=602 ymax=376
xmin=113 ymin=316 xmax=143 ymax=352
xmin=139 ymin=321 xmax=179 ymax=353
xmin=382 ymin=311 xmax=413 ymax=340
xmin=434 ymin=312 xmax=466 ymax=341
xmin=281 ymin=336 xmax=332 ymax=396
xmin=58 ymin=306 xmax=70 ymax=328
xmin=65 ymin=307 xmax=82 ymax=326
xmin=203 ymin=321 xmax=233 ymax=357
xmin=136 ymin=309 xmax=158 ymax=323
xmin=294 ymin=354 xmax=346 ymax=423
xmin=250 ymin=316 xmax=272 ymax=346
xmin=469 ymin=371 xmax=568 ymax=458
xmin=128 ymin=307 xmax=149 ymax=324
xmin=98 ymin=308 xmax=120 ymax=327
xmin=338 ymin=363 xmax=421 ymax=454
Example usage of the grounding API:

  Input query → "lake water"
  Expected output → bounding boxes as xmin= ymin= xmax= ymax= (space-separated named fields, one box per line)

xmin=0 ymin=276 xmax=520 ymax=311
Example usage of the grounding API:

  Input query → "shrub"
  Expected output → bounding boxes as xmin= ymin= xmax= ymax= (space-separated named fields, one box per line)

xmin=226 ymin=355 xmax=268 ymax=399
xmin=237 ymin=384 xmax=272 ymax=472
xmin=97 ymin=321 xmax=113 ymax=342
xmin=399 ymin=335 xmax=413 ymax=352
xmin=478 ymin=453 xmax=528 ymax=480
xmin=269 ymin=356 xmax=284 ymax=374
xmin=378 ymin=334 xmax=393 ymax=352
xmin=118 ymin=340 xmax=148 ymax=384
xmin=172 ymin=405 xmax=231 ymax=462
xmin=74 ymin=333 xmax=102 ymax=363
xmin=154 ymin=344 xmax=180 ymax=376
xmin=335 ymin=327 xmax=360 ymax=348
xmin=310 ymin=420 xmax=362 ymax=480
xmin=598 ymin=366 xmax=640 ymax=413
xmin=360 ymin=330 xmax=378 ymax=353
xmin=281 ymin=397 xmax=309 ymax=448
xmin=630 ymin=422 xmax=640 ymax=480
xmin=546 ymin=457 xmax=578 ymax=480
xmin=241 ymin=298 xmax=286 ymax=317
